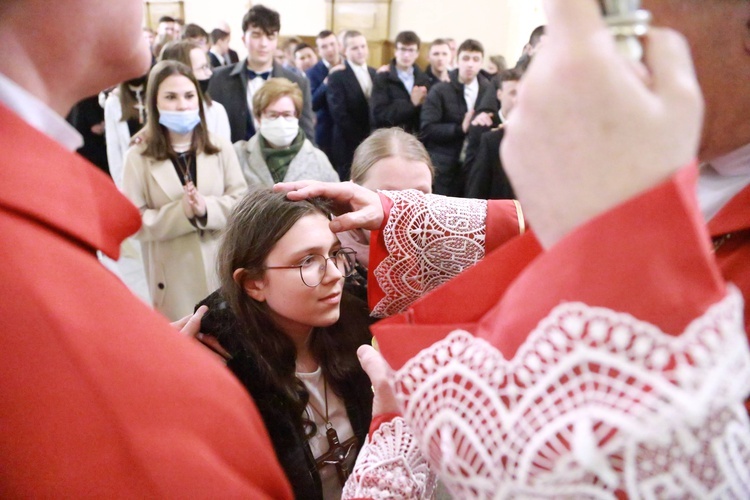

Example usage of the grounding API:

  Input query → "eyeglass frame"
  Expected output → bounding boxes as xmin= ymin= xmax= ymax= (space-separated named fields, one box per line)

xmin=263 ymin=247 xmax=358 ymax=287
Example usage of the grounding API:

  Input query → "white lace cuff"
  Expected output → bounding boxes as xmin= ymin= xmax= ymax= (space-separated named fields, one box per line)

xmin=393 ymin=288 xmax=750 ymax=498
xmin=372 ymin=190 xmax=488 ymax=317
xmin=342 ymin=417 xmax=436 ymax=499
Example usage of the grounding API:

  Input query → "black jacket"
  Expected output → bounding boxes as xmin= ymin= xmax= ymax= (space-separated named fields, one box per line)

xmin=306 ymin=60 xmax=335 ymax=159
xmin=196 ymin=291 xmax=373 ymax=500
xmin=420 ymin=70 xmax=491 ymax=168
xmin=370 ymin=60 xmax=431 ymax=134
xmin=326 ymin=62 xmax=377 ymax=180
xmin=465 ymin=126 xmax=516 ymax=200
xmin=208 ymin=60 xmax=315 ymax=143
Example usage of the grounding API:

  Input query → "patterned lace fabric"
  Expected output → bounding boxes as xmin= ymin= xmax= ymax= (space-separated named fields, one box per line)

xmin=342 ymin=417 xmax=437 ymax=499
xmin=388 ymin=288 xmax=750 ymax=498
xmin=372 ymin=190 xmax=488 ymax=318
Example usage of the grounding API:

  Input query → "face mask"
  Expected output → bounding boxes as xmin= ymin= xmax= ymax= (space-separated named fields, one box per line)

xmin=158 ymin=108 xmax=201 ymax=135
xmin=259 ymin=117 xmax=299 ymax=147
xmin=198 ymin=78 xmax=210 ymax=95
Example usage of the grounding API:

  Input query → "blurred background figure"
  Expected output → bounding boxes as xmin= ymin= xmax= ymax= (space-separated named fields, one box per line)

xmin=234 ymin=78 xmax=337 ymax=187
xmin=293 ymin=43 xmax=318 ymax=73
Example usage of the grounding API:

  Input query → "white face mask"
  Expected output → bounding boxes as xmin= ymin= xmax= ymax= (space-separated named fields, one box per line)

xmin=259 ymin=117 xmax=299 ymax=147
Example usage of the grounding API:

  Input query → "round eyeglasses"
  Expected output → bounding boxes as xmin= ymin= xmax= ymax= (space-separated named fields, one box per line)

xmin=264 ymin=248 xmax=357 ymax=287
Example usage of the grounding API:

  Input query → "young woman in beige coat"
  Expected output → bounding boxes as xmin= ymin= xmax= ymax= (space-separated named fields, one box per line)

xmin=123 ymin=60 xmax=247 ymax=320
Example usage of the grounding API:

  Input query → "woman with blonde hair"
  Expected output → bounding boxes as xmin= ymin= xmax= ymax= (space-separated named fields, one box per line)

xmin=234 ymin=77 xmax=338 ymax=187
xmin=341 ymin=127 xmax=435 ymax=301
xmin=122 ymin=60 xmax=247 ymax=320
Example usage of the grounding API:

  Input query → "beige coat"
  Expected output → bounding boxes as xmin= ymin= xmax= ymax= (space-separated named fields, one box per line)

xmin=122 ymin=134 xmax=247 ymax=320
xmin=234 ymin=134 xmax=340 ymax=188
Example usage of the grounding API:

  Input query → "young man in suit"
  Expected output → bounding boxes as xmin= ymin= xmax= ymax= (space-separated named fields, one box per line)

xmin=209 ymin=28 xmax=230 ymax=68
xmin=465 ymin=68 xmax=522 ymax=200
xmin=207 ymin=5 xmax=314 ymax=143
xmin=326 ymin=30 xmax=377 ymax=180
xmin=306 ymin=30 xmax=345 ymax=162
xmin=421 ymin=39 xmax=490 ymax=197
xmin=370 ymin=31 xmax=431 ymax=135
xmin=216 ymin=20 xmax=240 ymax=64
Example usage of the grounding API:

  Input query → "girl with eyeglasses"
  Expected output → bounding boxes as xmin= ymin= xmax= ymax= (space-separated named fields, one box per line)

xmin=198 ymin=188 xmax=373 ymax=500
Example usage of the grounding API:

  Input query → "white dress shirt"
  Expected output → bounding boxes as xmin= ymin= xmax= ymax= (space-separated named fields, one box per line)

xmin=349 ymin=62 xmax=372 ymax=99
xmin=464 ymin=77 xmax=479 ymax=112
xmin=0 ymin=72 xmax=83 ymax=151
xmin=697 ymin=141 xmax=750 ymax=221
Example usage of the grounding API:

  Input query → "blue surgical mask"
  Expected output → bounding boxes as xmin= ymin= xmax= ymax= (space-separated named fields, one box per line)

xmin=158 ymin=108 xmax=201 ymax=135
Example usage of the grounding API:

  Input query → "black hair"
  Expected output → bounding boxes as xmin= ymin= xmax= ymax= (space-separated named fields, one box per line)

xmin=241 ymin=5 xmax=281 ymax=35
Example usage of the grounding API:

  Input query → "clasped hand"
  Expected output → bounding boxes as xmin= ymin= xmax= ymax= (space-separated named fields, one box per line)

xmin=181 ymin=181 xmax=206 ymax=219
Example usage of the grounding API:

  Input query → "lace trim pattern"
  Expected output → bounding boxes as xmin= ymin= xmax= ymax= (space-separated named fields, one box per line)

xmin=342 ymin=416 xmax=437 ymax=499
xmin=372 ymin=190 xmax=488 ymax=317
xmin=393 ymin=289 xmax=750 ymax=498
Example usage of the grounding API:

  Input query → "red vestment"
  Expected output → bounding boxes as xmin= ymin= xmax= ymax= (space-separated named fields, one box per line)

xmin=347 ymin=170 xmax=750 ymax=497
xmin=0 ymin=104 xmax=293 ymax=498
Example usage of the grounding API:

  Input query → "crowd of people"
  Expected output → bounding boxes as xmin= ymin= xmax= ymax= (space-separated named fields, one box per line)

xmin=3 ymin=0 xmax=750 ymax=498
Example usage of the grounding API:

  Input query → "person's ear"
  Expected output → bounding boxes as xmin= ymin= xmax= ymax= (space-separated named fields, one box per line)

xmin=233 ymin=268 xmax=266 ymax=302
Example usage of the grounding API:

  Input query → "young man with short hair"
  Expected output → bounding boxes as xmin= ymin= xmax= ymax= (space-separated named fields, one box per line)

xmin=208 ymin=5 xmax=314 ymax=143
xmin=465 ymin=67 xmax=522 ymax=199
xmin=421 ymin=38 xmax=491 ymax=196
xmin=371 ymin=30 xmax=431 ymax=134
xmin=208 ymin=28 xmax=230 ymax=67
xmin=425 ymin=38 xmax=451 ymax=85
xmin=182 ymin=23 xmax=209 ymax=52
xmin=307 ymin=29 xmax=346 ymax=163
xmin=326 ymin=30 xmax=377 ymax=180
xmin=293 ymin=43 xmax=318 ymax=73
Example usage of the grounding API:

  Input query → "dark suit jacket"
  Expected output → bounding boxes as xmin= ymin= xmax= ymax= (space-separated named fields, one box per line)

xmin=370 ymin=60 xmax=431 ymax=135
xmin=421 ymin=70 xmax=491 ymax=195
xmin=227 ymin=48 xmax=240 ymax=64
xmin=326 ymin=62 xmax=376 ymax=180
xmin=208 ymin=60 xmax=315 ymax=144
xmin=208 ymin=51 xmax=224 ymax=69
xmin=465 ymin=126 xmax=516 ymax=200
xmin=306 ymin=60 xmax=334 ymax=158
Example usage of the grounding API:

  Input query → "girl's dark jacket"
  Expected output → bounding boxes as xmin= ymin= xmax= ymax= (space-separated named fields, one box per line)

xmin=197 ymin=290 xmax=374 ymax=500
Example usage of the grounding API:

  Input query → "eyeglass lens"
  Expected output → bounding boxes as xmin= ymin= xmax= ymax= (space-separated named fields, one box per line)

xmin=300 ymin=251 xmax=355 ymax=287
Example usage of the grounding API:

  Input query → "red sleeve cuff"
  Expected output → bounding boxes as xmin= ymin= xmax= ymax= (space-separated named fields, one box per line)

xmin=367 ymin=193 xmax=395 ymax=310
xmin=481 ymin=164 xmax=726 ymax=357
xmin=368 ymin=412 xmax=401 ymax=439
xmin=486 ymin=199 xmax=526 ymax=252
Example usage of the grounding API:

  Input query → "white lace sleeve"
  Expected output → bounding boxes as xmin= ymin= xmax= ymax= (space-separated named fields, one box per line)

xmin=342 ymin=417 xmax=437 ymax=499
xmin=372 ymin=190 xmax=488 ymax=318
xmin=392 ymin=288 xmax=750 ymax=498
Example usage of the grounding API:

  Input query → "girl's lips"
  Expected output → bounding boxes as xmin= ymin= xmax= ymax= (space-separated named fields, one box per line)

xmin=319 ymin=292 xmax=342 ymax=304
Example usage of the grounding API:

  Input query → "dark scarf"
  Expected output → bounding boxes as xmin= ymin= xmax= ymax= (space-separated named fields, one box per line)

xmin=260 ymin=130 xmax=305 ymax=183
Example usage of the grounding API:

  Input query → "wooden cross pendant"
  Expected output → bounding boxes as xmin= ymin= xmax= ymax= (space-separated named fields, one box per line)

xmin=315 ymin=425 xmax=359 ymax=486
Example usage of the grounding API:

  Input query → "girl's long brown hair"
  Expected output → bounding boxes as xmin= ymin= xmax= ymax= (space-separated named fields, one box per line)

xmin=140 ymin=60 xmax=219 ymax=160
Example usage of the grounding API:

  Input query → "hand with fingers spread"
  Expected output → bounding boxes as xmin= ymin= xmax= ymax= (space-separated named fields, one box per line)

xmin=171 ymin=306 xmax=232 ymax=361
xmin=502 ymin=0 xmax=703 ymax=249
xmin=470 ymin=111 xmax=494 ymax=127
xmin=273 ymin=180 xmax=385 ymax=233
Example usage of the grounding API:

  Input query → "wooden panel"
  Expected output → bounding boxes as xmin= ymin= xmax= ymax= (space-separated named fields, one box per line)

xmin=144 ymin=1 xmax=185 ymax=30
